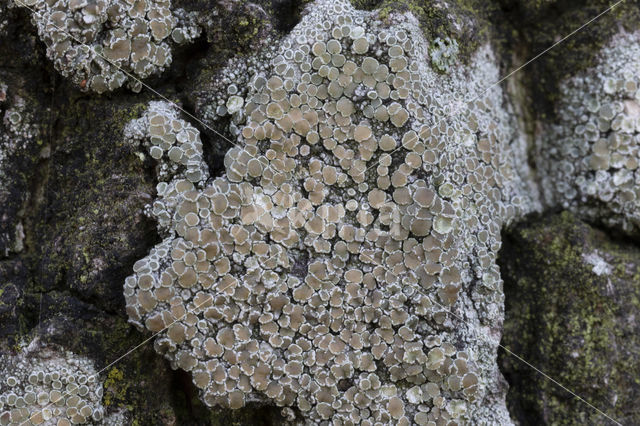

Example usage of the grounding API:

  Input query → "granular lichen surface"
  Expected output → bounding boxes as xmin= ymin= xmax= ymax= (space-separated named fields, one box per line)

xmin=123 ymin=0 xmax=536 ymax=424
xmin=12 ymin=0 xmax=200 ymax=93
xmin=540 ymin=31 xmax=640 ymax=234
xmin=0 ymin=341 xmax=105 ymax=425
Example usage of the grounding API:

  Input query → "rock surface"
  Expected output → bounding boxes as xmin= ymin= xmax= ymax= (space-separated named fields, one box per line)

xmin=0 ymin=0 xmax=287 ymax=423
xmin=120 ymin=0 xmax=535 ymax=417
xmin=539 ymin=31 xmax=640 ymax=234
xmin=0 ymin=0 xmax=639 ymax=424
xmin=499 ymin=212 xmax=640 ymax=426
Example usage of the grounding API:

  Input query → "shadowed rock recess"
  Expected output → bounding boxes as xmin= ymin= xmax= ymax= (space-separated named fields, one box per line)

xmin=1 ymin=0 xmax=639 ymax=424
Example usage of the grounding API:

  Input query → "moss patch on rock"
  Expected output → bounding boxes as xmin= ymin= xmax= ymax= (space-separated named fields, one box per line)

xmin=350 ymin=0 xmax=504 ymax=65
xmin=0 ymin=4 xmax=295 ymax=423
xmin=499 ymin=211 xmax=640 ymax=425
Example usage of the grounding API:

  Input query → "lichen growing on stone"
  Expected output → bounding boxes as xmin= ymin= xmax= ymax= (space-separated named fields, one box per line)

xmin=539 ymin=30 xmax=640 ymax=233
xmin=123 ymin=0 xmax=536 ymax=423
xmin=0 ymin=339 xmax=105 ymax=425
xmin=0 ymin=90 xmax=39 ymax=256
xmin=429 ymin=37 xmax=459 ymax=74
xmin=499 ymin=211 xmax=640 ymax=425
xmin=12 ymin=0 xmax=200 ymax=93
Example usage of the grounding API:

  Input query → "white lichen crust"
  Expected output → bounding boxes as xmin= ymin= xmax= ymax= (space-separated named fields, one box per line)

xmin=429 ymin=37 xmax=459 ymax=74
xmin=540 ymin=31 xmax=640 ymax=233
xmin=13 ymin=0 xmax=200 ymax=93
xmin=0 ymin=90 xmax=39 ymax=256
xmin=0 ymin=340 xmax=104 ymax=425
xmin=0 ymin=3 xmax=8 ymax=35
xmin=124 ymin=0 xmax=536 ymax=424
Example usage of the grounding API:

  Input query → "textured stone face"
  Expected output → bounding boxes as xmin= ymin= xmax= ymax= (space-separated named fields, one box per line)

xmin=123 ymin=0 xmax=536 ymax=423
xmin=0 ymin=90 xmax=39 ymax=256
xmin=0 ymin=3 xmax=7 ymax=36
xmin=539 ymin=31 xmax=640 ymax=234
xmin=12 ymin=0 xmax=200 ymax=93
xmin=0 ymin=340 xmax=105 ymax=425
xmin=500 ymin=212 xmax=640 ymax=426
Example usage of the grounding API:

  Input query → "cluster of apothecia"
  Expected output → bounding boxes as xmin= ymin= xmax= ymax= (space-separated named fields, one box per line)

xmin=124 ymin=0 xmax=535 ymax=424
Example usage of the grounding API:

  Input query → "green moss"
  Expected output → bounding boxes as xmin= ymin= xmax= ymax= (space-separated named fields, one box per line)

xmin=350 ymin=0 xmax=504 ymax=65
xmin=113 ymin=102 xmax=148 ymax=128
xmin=199 ymin=1 xmax=268 ymax=55
xmin=2 ymin=5 xmax=290 ymax=424
xmin=500 ymin=212 xmax=640 ymax=424
xmin=103 ymin=367 xmax=127 ymax=407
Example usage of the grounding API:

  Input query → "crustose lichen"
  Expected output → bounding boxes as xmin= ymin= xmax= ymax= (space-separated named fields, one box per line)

xmin=123 ymin=0 xmax=536 ymax=424
xmin=13 ymin=0 xmax=200 ymax=93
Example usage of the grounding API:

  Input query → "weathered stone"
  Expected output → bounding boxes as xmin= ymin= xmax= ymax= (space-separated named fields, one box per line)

xmin=500 ymin=212 xmax=640 ymax=426
xmin=2 ymin=0 xmax=640 ymax=424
